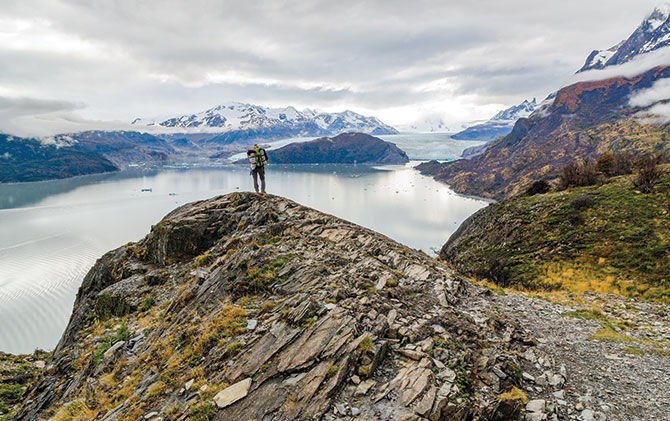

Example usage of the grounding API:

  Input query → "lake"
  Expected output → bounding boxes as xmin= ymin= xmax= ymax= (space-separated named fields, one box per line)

xmin=0 ymin=133 xmax=489 ymax=354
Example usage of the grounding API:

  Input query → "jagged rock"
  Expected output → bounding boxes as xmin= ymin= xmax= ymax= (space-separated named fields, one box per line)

xmin=354 ymin=379 xmax=376 ymax=396
xmin=490 ymin=399 xmax=522 ymax=421
xmin=526 ymin=399 xmax=547 ymax=421
xmin=334 ymin=402 xmax=347 ymax=415
xmin=213 ymin=378 xmax=252 ymax=408
xmin=581 ymin=409 xmax=596 ymax=421
xmin=399 ymin=349 xmax=424 ymax=361
xmin=103 ymin=340 xmax=125 ymax=359
xmin=14 ymin=193 xmax=535 ymax=421
xmin=522 ymin=372 xmax=536 ymax=382
xmin=358 ymin=341 xmax=388 ymax=377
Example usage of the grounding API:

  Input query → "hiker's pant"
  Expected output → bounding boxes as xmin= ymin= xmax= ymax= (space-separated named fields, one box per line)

xmin=252 ymin=166 xmax=266 ymax=193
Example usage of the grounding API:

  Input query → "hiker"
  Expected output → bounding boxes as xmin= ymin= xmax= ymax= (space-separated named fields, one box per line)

xmin=247 ymin=144 xmax=268 ymax=193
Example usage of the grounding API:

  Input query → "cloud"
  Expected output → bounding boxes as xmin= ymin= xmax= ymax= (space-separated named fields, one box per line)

xmin=566 ymin=47 xmax=670 ymax=87
xmin=637 ymin=102 xmax=670 ymax=123
xmin=629 ymin=76 xmax=670 ymax=107
xmin=0 ymin=96 xmax=83 ymax=137
xmin=0 ymin=0 xmax=665 ymax=133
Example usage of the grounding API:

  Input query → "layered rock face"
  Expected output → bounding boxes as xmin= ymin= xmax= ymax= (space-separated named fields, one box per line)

xmin=15 ymin=193 xmax=534 ymax=420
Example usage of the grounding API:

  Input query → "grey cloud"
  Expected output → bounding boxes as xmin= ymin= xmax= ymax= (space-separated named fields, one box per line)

xmin=0 ymin=96 xmax=81 ymax=119
xmin=0 ymin=0 xmax=665 ymax=135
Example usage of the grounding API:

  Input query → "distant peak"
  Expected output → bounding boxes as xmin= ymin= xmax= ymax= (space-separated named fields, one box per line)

xmin=644 ymin=4 xmax=670 ymax=30
xmin=578 ymin=3 xmax=670 ymax=73
xmin=649 ymin=3 xmax=670 ymax=19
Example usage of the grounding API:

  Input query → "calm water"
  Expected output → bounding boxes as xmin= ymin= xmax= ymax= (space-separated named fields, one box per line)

xmin=0 ymin=135 xmax=488 ymax=354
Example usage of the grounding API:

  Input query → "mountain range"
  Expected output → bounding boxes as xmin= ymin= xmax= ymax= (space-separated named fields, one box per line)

xmin=419 ymin=5 xmax=670 ymax=199
xmin=133 ymin=102 xmax=398 ymax=139
xmin=451 ymin=99 xmax=537 ymax=141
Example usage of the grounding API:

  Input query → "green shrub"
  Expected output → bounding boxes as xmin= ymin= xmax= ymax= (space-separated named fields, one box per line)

xmin=140 ymin=296 xmax=156 ymax=312
xmin=479 ymin=258 xmax=512 ymax=288
xmin=525 ymin=180 xmax=551 ymax=196
xmin=194 ymin=252 xmax=213 ymax=267
xmin=92 ymin=340 xmax=112 ymax=365
xmin=188 ymin=402 xmax=216 ymax=421
xmin=596 ymin=152 xmax=615 ymax=176
xmin=634 ymin=156 xmax=661 ymax=193
xmin=187 ymin=354 xmax=202 ymax=367
xmin=506 ymin=362 xmax=522 ymax=380
xmin=358 ymin=335 xmax=374 ymax=354
xmin=112 ymin=323 xmax=131 ymax=343
xmin=95 ymin=293 xmax=131 ymax=321
xmin=0 ymin=383 xmax=23 ymax=404
xmin=326 ymin=364 xmax=338 ymax=378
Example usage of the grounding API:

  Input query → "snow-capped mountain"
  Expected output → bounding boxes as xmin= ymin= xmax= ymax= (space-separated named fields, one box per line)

xmin=579 ymin=4 xmax=670 ymax=72
xmin=490 ymin=98 xmax=537 ymax=121
xmin=132 ymin=102 xmax=398 ymax=137
xmin=451 ymin=99 xmax=537 ymax=141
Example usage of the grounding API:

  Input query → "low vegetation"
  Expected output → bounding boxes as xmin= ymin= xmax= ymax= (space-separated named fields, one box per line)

xmin=0 ymin=350 xmax=51 ymax=419
xmin=444 ymin=162 xmax=670 ymax=303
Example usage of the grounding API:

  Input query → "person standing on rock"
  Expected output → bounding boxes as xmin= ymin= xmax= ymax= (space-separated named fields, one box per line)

xmin=247 ymin=144 xmax=268 ymax=193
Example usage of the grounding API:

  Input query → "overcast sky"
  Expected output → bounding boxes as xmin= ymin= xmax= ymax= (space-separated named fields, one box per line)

xmin=0 ymin=0 xmax=665 ymax=136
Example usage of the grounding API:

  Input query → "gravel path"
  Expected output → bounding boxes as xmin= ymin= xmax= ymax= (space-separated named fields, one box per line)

xmin=485 ymin=290 xmax=670 ymax=421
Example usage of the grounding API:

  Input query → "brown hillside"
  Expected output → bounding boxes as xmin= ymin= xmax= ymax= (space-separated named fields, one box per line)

xmin=418 ymin=66 xmax=670 ymax=199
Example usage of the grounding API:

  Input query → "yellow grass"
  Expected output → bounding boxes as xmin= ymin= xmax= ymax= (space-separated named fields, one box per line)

xmin=498 ymin=386 xmax=528 ymax=404
xmin=537 ymin=261 xmax=622 ymax=295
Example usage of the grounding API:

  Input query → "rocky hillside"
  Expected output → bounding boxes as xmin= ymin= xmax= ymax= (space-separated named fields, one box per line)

xmin=6 ymin=193 xmax=670 ymax=420
xmin=0 ymin=351 xmax=50 ymax=417
xmin=267 ymin=133 xmax=409 ymax=164
xmin=440 ymin=166 xmax=670 ymax=303
xmin=0 ymin=134 xmax=118 ymax=183
xmin=13 ymin=192 xmax=546 ymax=421
xmin=418 ymin=66 xmax=670 ymax=199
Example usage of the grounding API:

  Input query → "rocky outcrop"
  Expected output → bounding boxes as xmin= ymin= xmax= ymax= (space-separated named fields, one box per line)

xmin=15 ymin=193 xmax=536 ymax=420
xmin=267 ymin=133 xmax=409 ymax=164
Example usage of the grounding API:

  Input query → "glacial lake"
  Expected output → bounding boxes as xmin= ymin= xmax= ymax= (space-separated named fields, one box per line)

xmin=0 ymin=133 xmax=489 ymax=354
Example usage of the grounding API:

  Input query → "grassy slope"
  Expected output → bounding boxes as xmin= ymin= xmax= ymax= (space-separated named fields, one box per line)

xmin=442 ymin=166 xmax=670 ymax=303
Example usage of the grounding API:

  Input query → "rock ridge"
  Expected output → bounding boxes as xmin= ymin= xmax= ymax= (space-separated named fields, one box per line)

xmin=15 ymin=192 xmax=536 ymax=421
